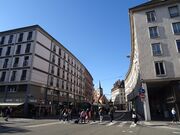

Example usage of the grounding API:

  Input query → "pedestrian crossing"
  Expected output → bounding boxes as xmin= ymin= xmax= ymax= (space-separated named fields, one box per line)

xmin=59 ymin=120 xmax=138 ymax=128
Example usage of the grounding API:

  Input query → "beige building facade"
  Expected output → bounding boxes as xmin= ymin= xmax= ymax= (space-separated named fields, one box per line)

xmin=111 ymin=80 xmax=126 ymax=110
xmin=125 ymin=0 xmax=180 ymax=121
xmin=0 ymin=25 xmax=94 ymax=117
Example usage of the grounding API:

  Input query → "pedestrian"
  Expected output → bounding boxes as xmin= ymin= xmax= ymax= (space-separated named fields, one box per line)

xmin=99 ymin=107 xmax=103 ymax=123
xmin=171 ymin=107 xmax=177 ymax=123
xmin=62 ymin=108 xmax=68 ymax=121
xmin=109 ymin=108 xmax=114 ymax=122
xmin=4 ymin=107 xmax=11 ymax=121
xmin=132 ymin=111 xmax=138 ymax=125
xmin=80 ymin=109 xmax=86 ymax=123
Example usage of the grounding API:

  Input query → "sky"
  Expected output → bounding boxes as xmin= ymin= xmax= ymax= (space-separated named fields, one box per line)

xmin=0 ymin=0 xmax=146 ymax=99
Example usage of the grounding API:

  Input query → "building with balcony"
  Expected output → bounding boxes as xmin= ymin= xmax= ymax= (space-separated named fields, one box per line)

xmin=0 ymin=25 xmax=94 ymax=117
xmin=125 ymin=0 xmax=180 ymax=121
xmin=111 ymin=80 xmax=126 ymax=110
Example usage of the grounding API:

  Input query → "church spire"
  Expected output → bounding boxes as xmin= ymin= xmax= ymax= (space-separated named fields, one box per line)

xmin=99 ymin=81 xmax=102 ymax=89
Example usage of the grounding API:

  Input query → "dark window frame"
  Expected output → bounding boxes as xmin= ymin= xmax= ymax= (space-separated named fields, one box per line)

xmin=27 ymin=31 xmax=33 ymax=41
xmin=154 ymin=61 xmax=166 ymax=76
xmin=176 ymin=40 xmax=180 ymax=53
xmin=168 ymin=5 xmax=179 ymax=18
xmin=149 ymin=26 xmax=159 ymax=38
xmin=21 ymin=70 xmax=27 ymax=80
xmin=146 ymin=10 xmax=156 ymax=22
xmin=18 ymin=33 xmax=24 ymax=42
xmin=172 ymin=22 xmax=180 ymax=34
xmin=8 ymin=35 xmax=13 ymax=44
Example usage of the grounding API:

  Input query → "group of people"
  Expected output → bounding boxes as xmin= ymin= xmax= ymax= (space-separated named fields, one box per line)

xmin=59 ymin=107 xmax=115 ymax=124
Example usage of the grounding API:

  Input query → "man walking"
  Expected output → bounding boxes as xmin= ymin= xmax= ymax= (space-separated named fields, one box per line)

xmin=171 ymin=107 xmax=177 ymax=123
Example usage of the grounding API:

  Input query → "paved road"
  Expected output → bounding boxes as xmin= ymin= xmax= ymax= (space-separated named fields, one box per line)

xmin=1 ymin=118 xmax=180 ymax=135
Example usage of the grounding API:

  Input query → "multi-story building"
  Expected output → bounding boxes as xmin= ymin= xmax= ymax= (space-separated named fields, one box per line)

xmin=111 ymin=80 xmax=126 ymax=110
xmin=125 ymin=0 xmax=180 ymax=121
xmin=0 ymin=25 xmax=94 ymax=117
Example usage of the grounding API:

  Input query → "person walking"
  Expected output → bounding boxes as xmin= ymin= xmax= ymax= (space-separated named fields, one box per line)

xmin=171 ymin=107 xmax=177 ymax=123
xmin=99 ymin=107 xmax=103 ymax=123
xmin=109 ymin=108 xmax=114 ymax=122
xmin=4 ymin=107 xmax=11 ymax=121
xmin=132 ymin=110 xmax=138 ymax=125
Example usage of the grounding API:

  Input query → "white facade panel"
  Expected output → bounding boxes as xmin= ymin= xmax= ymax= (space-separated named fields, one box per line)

xmin=31 ymin=69 xmax=48 ymax=85
xmin=35 ymin=43 xmax=50 ymax=60
xmin=33 ymin=56 xmax=49 ymax=72
xmin=36 ymin=31 xmax=51 ymax=49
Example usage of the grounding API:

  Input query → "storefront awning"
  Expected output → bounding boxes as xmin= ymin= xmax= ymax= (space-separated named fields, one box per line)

xmin=0 ymin=102 xmax=24 ymax=106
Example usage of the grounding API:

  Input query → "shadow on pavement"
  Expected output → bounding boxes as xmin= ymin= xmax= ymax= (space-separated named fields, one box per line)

xmin=0 ymin=125 xmax=30 ymax=133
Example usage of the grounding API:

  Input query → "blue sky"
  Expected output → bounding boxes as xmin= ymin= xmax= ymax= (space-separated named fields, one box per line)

xmin=0 ymin=0 xmax=146 ymax=99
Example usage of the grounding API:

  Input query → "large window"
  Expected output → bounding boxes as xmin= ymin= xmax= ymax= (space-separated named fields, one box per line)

xmin=21 ymin=70 xmax=27 ymax=80
xmin=0 ymin=36 xmax=5 ymax=45
xmin=146 ymin=10 xmax=156 ymax=22
xmin=25 ymin=43 xmax=31 ymax=53
xmin=154 ymin=61 xmax=166 ymax=76
xmin=151 ymin=43 xmax=162 ymax=56
xmin=8 ymin=35 xmax=13 ymax=44
xmin=0 ymin=48 xmax=2 ymax=56
xmin=18 ymin=33 xmax=24 ymax=42
xmin=16 ymin=45 xmax=21 ymax=54
xmin=13 ymin=57 xmax=19 ymax=67
xmin=169 ymin=6 xmax=179 ymax=18
xmin=6 ymin=46 xmax=11 ymax=56
xmin=149 ymin=26 xmax=159 ymax=38
xmin=27 ymin=31 xmax=32 ymax=41
xmin=176 ymin=40 xmax=180 ymax=53
xmin=0 ymin=72 xmax=6 ymax=82
xmin=172 ymin=22 xmax=180 ymax=34
xmin=11 ymin=71 xmax=17 ymax=81
xmin=3 ymin=59 xmax=9 ymax=68
xmin=23 ymin=56 xmax=29 ymax=67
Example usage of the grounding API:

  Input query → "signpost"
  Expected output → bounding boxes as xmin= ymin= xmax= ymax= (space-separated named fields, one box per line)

xmin=139 ymin=87 xmax=145 ymax=102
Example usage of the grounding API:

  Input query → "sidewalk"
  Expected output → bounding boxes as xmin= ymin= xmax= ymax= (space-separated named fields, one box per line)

xmin=139 ymin=120 xmax=180 ymax=130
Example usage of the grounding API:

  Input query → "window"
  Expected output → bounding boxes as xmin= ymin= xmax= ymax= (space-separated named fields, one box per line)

xmin=146 ymin=11 xmax=156 ymax=22
xmin=25 ymin=43 xmax=31 ymax=53
xmin=21 ymin=70 xmax=27 ymax=80
xmin=8 ymin=86 xmax=17 ymax=93
xmin=172 ymin=22 xmax=180 ymax=34
xmin=11 ymin=71 xmax=17 ymax=81
xmin=3 ymin=59 xmax=9 ymax=68
xmin=0 ymin=36 xmax=5 ymax=45
xmin=56 ymin=78 xmax=59 ymax=88
xmin=149 ymin=26 xmax=159 ymax=38
xmin=58 ymin=58 xmax=61 ymax=66
xmin=0 ymin=72 xmax=6 ymax=82
xmin=59 ymin=48 xmax=61 ymax=56
xmin=57 ymin=68 xmax=60 ymax=76
xmin=51 ymin=66 xmax=54 ymax=74
xmin=169 ymin=6 xmax=179 ymax=18
xmin=176 ymin=40 xmax=180 ymax=53
xmin=18 ymin=33 xmax=23 ymax=42
xmin=27 ymin=31 xmax=33 ymax=41
xmin=16 ymin=45 xmax=21 ymax=54
xmin=52 ymin=55 xmax=55 ymax=63
xmin=23 ymin=56 xmax=29 ymax=66
xmin=13 ymin=57 xmax=19 ymax=67
xmin=50 ymin=76 xmax=53 ymax=86
xmin=0 ymin=48 xmax=2 ymax=56
xmin=53 ymin=45 xmax=56 ymax=52
xmin=152 ymin=43 xmax=162 ymax=56
xmin=154 ymin=61 xmax=166 ymax=76
xmin=6 ymin=46 xmax=11 ymax=56
xmin=8 ymin=35 xmax=13 ymax=44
